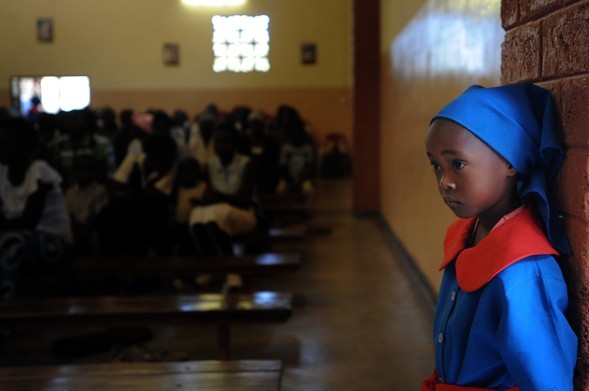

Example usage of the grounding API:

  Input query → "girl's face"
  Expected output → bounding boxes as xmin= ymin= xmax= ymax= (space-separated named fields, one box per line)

xmin=425 ymin=119 xmax=518 ymax=224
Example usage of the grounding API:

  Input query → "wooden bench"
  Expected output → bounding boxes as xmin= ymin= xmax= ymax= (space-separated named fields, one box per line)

xmin=257 ymin=192 xmax=308 ymax=206
xmin=240 ymin=222 xmax=332 ymax=251
xmin=258 ymin=193 xmax=311 ymax=225
xmin=0 ymin=291 xmax=293 ymax=360
xmin=20 ymin=253 xmax=301 ymax=295
xmin=60 ymin=252 xmax=301 ymax=278
xmin=0 ymin=359 xmax=283 ymax=391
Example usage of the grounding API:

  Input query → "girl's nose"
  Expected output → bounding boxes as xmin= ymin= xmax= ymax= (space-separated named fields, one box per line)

xmin=438 ymin=173 xmax=456 ymax=190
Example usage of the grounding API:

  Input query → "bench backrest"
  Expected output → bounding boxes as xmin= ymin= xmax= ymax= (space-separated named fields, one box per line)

xmin=56 ymin=253 xmax=301 ymax=277
xmin=0 ymin=291 xmax=293 ymax=328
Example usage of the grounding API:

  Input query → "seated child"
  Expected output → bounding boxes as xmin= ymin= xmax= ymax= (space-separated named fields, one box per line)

xmin=0 ymin=117 xmax=72 ymax=297
xmin=244 ymin=110 xmax=281 ymax=194
xmin=187 ymin=112 xmax=216 ymax=170
xmin=172 ymin=157 xmax=207 ymax=255
xmin=105 ymin=111 xmax=178 ymax=256
xmin=189 ymin=122 xmax=257 ymax=290
xmin=189 ymin=122 xmax=257 ymax=255
xmin=65 ymin=154 xmax=109 ymax=255
xmin=276 ymin=123 xmax=316 ymax=195
xmin=47 ymin=109 xmax=115 ymax=189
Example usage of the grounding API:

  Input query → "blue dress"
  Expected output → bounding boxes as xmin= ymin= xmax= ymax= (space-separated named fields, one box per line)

xmin=433 ymin=208 xmax=577 ymax=390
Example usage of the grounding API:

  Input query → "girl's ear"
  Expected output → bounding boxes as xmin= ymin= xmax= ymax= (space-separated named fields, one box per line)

xmin=507 ymin=164 xmax=518 ymax=177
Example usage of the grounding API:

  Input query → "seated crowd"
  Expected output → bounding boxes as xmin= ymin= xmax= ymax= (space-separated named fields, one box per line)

xmin=0 ymin=103 xmax=318 ymax=297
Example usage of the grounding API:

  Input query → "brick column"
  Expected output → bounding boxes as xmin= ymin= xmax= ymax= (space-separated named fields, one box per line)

xmin=502 ymin=1 xmax=589 ymax=389
xmin=352 ymin=0 xmax=380 ymax=213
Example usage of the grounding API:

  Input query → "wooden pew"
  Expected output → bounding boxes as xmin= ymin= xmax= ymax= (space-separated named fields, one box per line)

xmin=58 ymin=252 xmax=301 ymax=278
xmin=0 ymin=359 xmax=283 ymax=391
xmin=19 ymin=253 xmax=301 ymax=295
xmin=257 ymin=192 xmax=311 ymax=227
xmin=0 ymin=291 xmax=292 ymax=360
xmin=239 ymin=222 xmax=332 ymax=254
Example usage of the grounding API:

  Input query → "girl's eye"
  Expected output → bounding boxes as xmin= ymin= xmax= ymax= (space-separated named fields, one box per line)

xmin=452 ymin=161 xmax=466 ymax=170
xmin=430 ymin=162 xmax=440 ymax=172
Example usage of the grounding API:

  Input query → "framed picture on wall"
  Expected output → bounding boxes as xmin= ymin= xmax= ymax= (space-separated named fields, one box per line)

xmin=301 ymin=43 xmax=317 ymax=65
xmin=163 ymin=43 xmax=180 ymax=66
xmin=37 ymin=18 xmax=54 ymax=42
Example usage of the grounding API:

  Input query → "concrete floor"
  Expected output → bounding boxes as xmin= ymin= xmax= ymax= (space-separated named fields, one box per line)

xmin=263 ymin=178 xmax=436 ymax=390
xmin=0 ymin=178 xmax=436 ymax=390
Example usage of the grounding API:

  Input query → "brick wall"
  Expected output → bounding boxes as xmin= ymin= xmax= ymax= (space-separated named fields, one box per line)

xmin=501 ymin=0 xmax=589 ymax=388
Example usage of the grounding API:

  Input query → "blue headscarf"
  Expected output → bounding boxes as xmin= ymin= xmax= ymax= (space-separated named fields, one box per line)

xmin=432 ymin=84 xmax=570 ymax=254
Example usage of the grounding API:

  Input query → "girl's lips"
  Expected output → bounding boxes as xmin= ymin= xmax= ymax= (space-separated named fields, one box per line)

xmin=443 ymin=197 xmax=460 ymax=205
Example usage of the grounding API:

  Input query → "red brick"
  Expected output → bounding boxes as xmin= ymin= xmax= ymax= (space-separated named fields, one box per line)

xmin=501 ymin=24 xmax=542 ymax=84
xmin=542 ymin=3 xmax=589 ymax=78
xmin=557 ymin=77 xmax=589 ymax=146
xmin=561 ymin=217 xmax=587 ymax=322
xmin=512 ymin=2 xmax=589 ymax=390
xmin=519 ymin=0 xmax=574 ymax=21
xmin=501 ymin=1 xmax=519 ymax=30
xmin=565 ymin=217 xmax=589 ymax=391
xmin=564 ymin=218 xmax=589 ymax=269
xmin=537 ymin=79 xmax=567 ymax=147
xmin=555 ymin=149 xmax=589 ymax=220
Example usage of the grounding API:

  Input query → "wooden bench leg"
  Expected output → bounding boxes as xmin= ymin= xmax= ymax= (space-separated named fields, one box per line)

xmin=217 ymin=324 xmax=231 ymax=360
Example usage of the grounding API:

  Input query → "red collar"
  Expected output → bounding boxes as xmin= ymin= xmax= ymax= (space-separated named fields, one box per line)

xmin=439 ymin=207 xmax=558 ymax=292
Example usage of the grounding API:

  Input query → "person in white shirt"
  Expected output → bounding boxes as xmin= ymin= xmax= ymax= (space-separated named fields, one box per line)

xmin=189 ymin=122 xmax=257 ymax=291
xmin=0 ymin=116 xmax=72 ymax=298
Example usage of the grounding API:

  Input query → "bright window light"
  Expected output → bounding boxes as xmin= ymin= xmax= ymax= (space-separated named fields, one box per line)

xmin=39 ymin=76 xmax=91 ymax=113
xmin=12 ymin=76 xmax=91 ymax=115
xmin=39 ymin=77 xmax=60 ymax=114
xmin=391 ymin=0 xmax=503 ymax=80
xmin=212 ymin=15 xmax=270 ymax=73
xmin=57 ymin=76 xmax=91 ymax=112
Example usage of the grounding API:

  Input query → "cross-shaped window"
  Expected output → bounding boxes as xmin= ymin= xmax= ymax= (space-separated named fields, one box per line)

xmin=212 ymin=15 xmax=270 ymax=72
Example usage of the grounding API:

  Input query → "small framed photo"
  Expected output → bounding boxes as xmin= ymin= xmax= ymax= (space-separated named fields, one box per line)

xmin=301 ymin=43 xmax=317 ymax=65
xmin=37 ymin=18 xmax=54 ymax=43
xmin=163 ymin=43 xmax=180 ymax=66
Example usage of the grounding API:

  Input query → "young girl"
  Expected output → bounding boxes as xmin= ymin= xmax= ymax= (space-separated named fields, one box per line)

xmin=423 ymin=84 xmax=577 ymax=390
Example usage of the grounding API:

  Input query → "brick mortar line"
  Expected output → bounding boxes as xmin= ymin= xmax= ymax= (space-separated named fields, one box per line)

xmin=504 ymin=0 xmax=589 ymax=32
xmin=520 ymin=71 xmax=589 ymax=84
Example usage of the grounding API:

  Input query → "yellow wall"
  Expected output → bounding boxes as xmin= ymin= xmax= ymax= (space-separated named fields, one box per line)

xmin=0 ymin=0 xmax=352 ymax=142
xmin=380 ymin=0 xmax=503 ymax=291
xmin=0 ymin=0 xmax=507 ymax=293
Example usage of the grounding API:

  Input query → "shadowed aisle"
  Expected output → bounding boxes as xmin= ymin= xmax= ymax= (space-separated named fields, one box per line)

xmin=245 ymin=178 xmax=436 ymax=390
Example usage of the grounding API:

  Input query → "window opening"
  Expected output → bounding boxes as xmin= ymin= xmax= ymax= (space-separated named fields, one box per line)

xmin=212 ymin=15 xmax=270 ymax=72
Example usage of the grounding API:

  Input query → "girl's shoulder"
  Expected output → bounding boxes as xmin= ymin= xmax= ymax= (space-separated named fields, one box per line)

xmin=496 ymin=254 xmax=564 ymax=284
xmin=484 ymin=254 xmax=568 ymax=301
